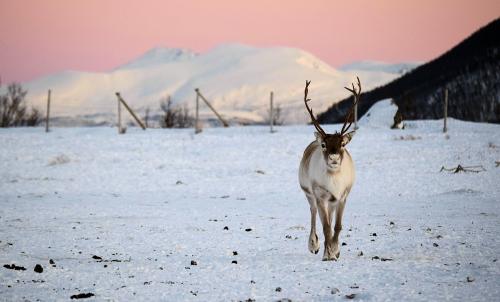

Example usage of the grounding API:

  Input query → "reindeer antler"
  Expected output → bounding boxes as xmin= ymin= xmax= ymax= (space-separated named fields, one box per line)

xmin=340 ymin=77 xmax=361 ymax=135
xmin=304 ymin=80 xmax=327 ymax=138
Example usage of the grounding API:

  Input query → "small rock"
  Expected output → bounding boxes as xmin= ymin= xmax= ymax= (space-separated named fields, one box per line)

xmin=3 ymin=264 xmax=26 ymax=271
xmin=345 ymin=293 xmax=356 ymax=299
xmin=232 ymin=260 xmax=238 ymax=264
xmin=70 ymin=293 xmax=95 ymax=299
xmin=255 ymin=170 xmax=265 ymax=174
xmin=433 ymin=243 xmax=439 ymax=247
xmin=92 ymin=255 xmax=102 ymax=260
xmin=342 ymin=242 xmax=347 ymax=246
xmin=275 ymin=287 xmax=282 ymax=292
xmin=233 ymin=251 xmax=238 ymax=256
xmin=331 ymin=287 xmax=340 ymax=294
xmin=245 ymin=228 xmax=252 ymax=232
xmin=467 ymin=276 xmax=475 ymax=282
xmin=34 ymin=264 xmax=43 ymax=273
xmin=190 ymin=260 xmax=197 ymax=266
xmin=223 ymin=226 xmax=229 ymax=230
xmin=357 ymin=251 xmax=364 ymax=256
xmin=372 ymin=256 xmax=380 ymax=260
xmin=371 ymin=233 xmax=377 ymax=236
xmin=389 ymin=221 xmax=395 ymax=226
xmin=175 ymin=180 xmax=183 ymax=185
xmin=49 ymin=259 xmax=55 ymax=265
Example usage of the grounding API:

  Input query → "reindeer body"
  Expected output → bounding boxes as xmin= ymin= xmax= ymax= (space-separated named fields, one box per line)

xmin=299 ymin=140 xmax=355 ymax=260
xmin=299 ymin=141 xmax=355 ymax=202
xmin=298 ymin=78 xmax=360 ymax=261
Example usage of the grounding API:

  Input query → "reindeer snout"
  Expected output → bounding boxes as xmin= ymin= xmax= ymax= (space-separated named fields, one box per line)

xmin=328 ymin=154 xmax=340 ymax=164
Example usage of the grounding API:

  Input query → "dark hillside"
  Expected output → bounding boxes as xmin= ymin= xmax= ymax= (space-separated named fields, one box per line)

xmin=317 ymin=18 xmax=500 ymax=124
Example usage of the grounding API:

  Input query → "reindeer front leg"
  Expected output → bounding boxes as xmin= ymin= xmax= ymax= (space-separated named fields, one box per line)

xmin=303 ymin=192 xmax=320 ymax=254
xmin=317 ymin=199 xmax=336 ymax=261
xmin=332 ymin=199 xmax=346 ymax=259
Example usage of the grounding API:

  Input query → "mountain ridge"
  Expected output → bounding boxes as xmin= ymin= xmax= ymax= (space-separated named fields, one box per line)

xmin=5 ymin=43 xmax=417 ymax=126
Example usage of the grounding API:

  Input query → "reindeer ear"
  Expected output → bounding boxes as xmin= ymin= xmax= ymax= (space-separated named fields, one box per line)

xmin=314 ymin=132 xmax=323 ymax=143
xmin=342 ymin=131 xmax=355 ymax=146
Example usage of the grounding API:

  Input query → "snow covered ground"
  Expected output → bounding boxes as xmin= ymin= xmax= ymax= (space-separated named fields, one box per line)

xmin=1 ymin=119 xmax=499 ymax=301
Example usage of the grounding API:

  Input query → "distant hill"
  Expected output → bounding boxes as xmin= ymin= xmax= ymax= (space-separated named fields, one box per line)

xmin=318 ymin=18 xmax=500 ymax=124
xmin=1 ymin=44 xmax=413 ymax=126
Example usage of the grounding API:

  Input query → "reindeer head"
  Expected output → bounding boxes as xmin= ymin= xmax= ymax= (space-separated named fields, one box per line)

xmin=304 ymin=77 xmax=361 ymax=171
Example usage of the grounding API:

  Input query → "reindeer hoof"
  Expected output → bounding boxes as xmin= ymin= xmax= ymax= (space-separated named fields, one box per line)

xmin=322 ymin=246 xmax=339 ymax=261
xmin=308 ymin=234 xmax=320 ymax=254
xmin=309 ymin=246 xmax=320 ymax=254
xmin=322 ymin=255 xmax=338 ymax=261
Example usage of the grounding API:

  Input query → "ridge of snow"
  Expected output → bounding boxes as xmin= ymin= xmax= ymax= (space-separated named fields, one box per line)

xmin=116 ymin=47 xmax=197 ymax=70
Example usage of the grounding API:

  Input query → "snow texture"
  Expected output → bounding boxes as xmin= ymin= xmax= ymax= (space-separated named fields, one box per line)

xmin=1 ymin=116 xmax=499 ymax=301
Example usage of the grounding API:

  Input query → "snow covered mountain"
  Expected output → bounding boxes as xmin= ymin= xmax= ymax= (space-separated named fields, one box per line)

xmin=339 ymin=61 xmax=420 ymax=75
xmin=19 ymin=44 xmax=417 ymax=126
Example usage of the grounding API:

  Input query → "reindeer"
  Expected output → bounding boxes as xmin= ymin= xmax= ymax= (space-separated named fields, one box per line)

xmin=298 ymin=77 xmax=361 ymax=261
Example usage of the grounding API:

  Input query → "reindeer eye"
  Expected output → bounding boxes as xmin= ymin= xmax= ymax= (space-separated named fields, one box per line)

xmin=321 ymin=143 xmax=326 ymax=149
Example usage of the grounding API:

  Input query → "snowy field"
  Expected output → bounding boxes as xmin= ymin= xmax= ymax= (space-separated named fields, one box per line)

xmin=1 ymin=119 xmax=499 ymax=301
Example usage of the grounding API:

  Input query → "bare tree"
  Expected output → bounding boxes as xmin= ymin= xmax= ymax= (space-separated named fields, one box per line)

xmin=0 ymin=82 xmax=41 ymax=127
xmin=176 ymin=105 xmax=194 ymax=128
xmin=25 ymin=108 xmax=41 ymax=126
xmin=159 ymin=96 xmax=193 ymax=128
xmin=160 ymin=96 xmax=177 ymax=128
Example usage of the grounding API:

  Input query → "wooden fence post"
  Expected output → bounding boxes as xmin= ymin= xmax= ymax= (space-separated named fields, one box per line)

xmin=117 ymin=98 xmax=123 ymax=133
xmin=195 ymin=89 xmax=229 ymax=127
xmin=195 ymin=91 xmax=202 ymax=133
xmin=443 ymin=88 xmax=448 ymax=133
xmin=115 ymin=93 xmax=146 ymax=130
xmin=45 ymin=89 xmax=51 ymax=133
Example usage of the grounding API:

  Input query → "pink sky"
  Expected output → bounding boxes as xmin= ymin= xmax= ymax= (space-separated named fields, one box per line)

xmin=0 ymin=0 xmax=499 ymax=82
